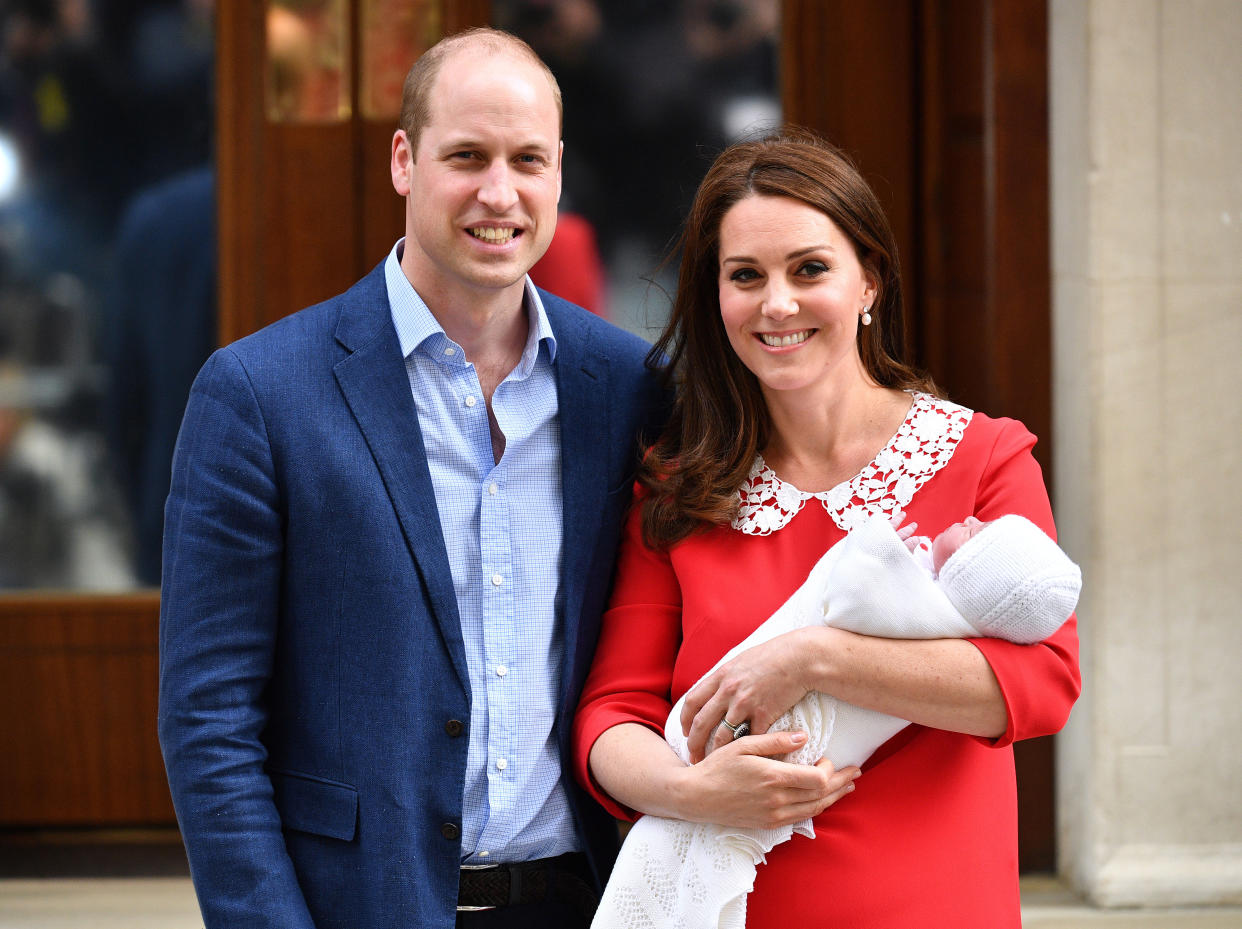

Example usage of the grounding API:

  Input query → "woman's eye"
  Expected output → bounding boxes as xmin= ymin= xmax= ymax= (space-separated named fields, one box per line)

xmin=728 ymin=268 xmax=759 ymax=282
xmin=798 ymin=261 xmax=829 ymax=277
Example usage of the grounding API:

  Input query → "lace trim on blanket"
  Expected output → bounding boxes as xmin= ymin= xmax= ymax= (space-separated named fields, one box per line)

xmin=732 ymin=392 xmax=973 ymax=535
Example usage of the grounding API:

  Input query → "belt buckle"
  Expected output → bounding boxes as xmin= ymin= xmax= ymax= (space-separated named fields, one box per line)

xmin=457 ymin=862 xmax=499 ymax=912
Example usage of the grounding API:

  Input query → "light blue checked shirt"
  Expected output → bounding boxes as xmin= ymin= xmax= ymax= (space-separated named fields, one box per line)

xmin=384 ymin=241 xmax=578 ymax=864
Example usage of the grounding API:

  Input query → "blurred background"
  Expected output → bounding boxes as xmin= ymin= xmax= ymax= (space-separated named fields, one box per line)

xmin=0 ymin=0 xmax=781 ymax=592
xmin=0 ymin=0 xmax=213 ymax=590
xmin=0 ymin=0 xmax=1238 ymax=923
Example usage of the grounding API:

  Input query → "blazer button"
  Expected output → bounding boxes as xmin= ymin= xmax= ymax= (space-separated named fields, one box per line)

xmin=445 ymin=719 xmax=464 ymax=737
xmin=441 ymin=822 xmax=460 ymax=841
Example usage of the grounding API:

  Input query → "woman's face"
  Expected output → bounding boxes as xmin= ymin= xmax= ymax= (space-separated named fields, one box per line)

xmin=717 ymin=194 xmax=875 ymax=403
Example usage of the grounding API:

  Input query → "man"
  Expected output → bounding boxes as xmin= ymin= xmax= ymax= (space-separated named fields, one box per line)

xmin=158 ymin=28 xmax=665 ymax=929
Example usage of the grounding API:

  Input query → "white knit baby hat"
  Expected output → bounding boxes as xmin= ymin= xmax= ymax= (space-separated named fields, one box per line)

xmin=938 ymin=514 xmax=1082 ymax=644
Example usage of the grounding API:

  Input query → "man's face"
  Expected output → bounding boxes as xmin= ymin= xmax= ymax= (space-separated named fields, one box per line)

xmin=391 ymin=49 xmax=562 ymax=306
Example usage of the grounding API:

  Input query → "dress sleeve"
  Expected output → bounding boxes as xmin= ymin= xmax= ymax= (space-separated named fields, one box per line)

xmin=966 ymin=418 xmax=1082 ymax=748
xmin=572 ymin=491 xmax=685 ymax=820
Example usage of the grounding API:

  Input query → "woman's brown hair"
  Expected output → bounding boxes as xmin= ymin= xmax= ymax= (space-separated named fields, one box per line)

xmin=640 ymin=128 xmax=936 ymax=549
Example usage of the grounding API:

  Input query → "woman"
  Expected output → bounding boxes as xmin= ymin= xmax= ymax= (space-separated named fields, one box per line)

xmin=572 ymin=130 xmax=1080 ymax=927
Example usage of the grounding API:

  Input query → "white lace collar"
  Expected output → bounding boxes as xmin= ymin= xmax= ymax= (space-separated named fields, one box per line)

xmin=732 ymin=392 xmax=973 ymax=536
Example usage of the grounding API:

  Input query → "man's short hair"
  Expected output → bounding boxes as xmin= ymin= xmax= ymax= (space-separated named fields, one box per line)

xmin=399 ymin=27 xmax=563 ymax=154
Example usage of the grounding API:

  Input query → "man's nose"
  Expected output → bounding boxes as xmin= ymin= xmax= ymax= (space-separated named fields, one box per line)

xmin=477 ymin=162 xmax=518 ymax=212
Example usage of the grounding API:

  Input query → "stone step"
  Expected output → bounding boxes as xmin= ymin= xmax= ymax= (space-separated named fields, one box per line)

xmin=1022 ymin=875 xmax=1242 ymax=928
xmin=2 ymin=876 xmax=1241 ymax=927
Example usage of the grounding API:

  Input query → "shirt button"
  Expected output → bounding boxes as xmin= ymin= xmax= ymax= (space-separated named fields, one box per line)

xmin=496 ymin=758 xmax=508 ymax=771
xmin=495 ymin=665 xmax=508 ymax=677
xmin=479 ymin=850 xmax=490 ymax=858
xmin=491 ymin=573 xmax=503 ymax=587
xmin=465 ymin=395 xmax=477 ymax=408
xmin=441 ymin=822 xmax=460 ymax=840
xmin=444 ymin=346 xmax=456 ymax=357
xmin=445 ymin=719 xmax=464 ymax=737
xmin=488 ymin=482 xmax=499 ymax=495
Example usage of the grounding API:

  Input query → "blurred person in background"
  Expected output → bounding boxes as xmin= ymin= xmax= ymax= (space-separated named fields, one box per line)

xmin=0 ymin=0 xmax=213 ymax=588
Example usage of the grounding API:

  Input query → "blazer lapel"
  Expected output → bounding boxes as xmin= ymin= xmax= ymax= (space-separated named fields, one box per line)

xmin=332 ymin=266 xmax=469 ymax=693
xmin=546 ymin=303 xmax=611 ymax=701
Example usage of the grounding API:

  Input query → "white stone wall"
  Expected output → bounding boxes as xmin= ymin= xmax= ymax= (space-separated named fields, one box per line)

xmin=1050 ymin=0 xmax=1242 ymax=907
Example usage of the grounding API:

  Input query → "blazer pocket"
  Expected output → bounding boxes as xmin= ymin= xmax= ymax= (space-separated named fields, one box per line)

xmin=269 ymin=768 xmax=359 ymax=841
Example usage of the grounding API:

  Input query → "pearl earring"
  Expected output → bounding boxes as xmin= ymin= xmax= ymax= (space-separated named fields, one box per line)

xmin=861 ymin=306 xmax=872 ymax=326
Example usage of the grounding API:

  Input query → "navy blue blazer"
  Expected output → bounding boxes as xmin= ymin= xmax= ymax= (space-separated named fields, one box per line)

xmin=158 ymin=263 xmax=667 ymax=929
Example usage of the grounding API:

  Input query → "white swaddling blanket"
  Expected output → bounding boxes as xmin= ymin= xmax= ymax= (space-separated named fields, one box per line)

xmin=591 ymin=516 xmax=1013 ymax=929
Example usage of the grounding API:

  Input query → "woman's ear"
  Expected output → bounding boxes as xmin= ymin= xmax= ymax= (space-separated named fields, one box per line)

xmin=862 ymin=266 xmax=880 ymax=309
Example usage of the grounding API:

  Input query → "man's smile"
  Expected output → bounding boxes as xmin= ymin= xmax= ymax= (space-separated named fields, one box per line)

xmin=468 ymin=226 xmax=520 ymax=244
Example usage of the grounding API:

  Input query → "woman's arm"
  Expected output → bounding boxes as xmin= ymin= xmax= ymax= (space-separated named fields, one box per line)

xmin=678 ymin=625 xmax=1005 ymax=762
xmin=588 ymin=721 xmax=859 ymax=828
xmin=811 ymin=630 xmax=1006 ymax=735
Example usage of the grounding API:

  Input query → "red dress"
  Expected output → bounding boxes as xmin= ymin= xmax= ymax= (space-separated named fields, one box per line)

xmin=573 ymin=397 xmax=1081 ymax=928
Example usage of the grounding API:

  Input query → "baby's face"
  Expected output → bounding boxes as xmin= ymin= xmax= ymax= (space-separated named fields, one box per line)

xmin=932 ymin=516 xmax=988 ymax=574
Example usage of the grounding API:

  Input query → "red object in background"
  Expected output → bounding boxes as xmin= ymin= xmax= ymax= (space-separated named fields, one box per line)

xmin=530 ymin=211 xmax=607 ymax=318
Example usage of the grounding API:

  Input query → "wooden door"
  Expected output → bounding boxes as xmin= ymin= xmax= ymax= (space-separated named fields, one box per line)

xmin=216 ymin=0 xmax=1060 ymax=873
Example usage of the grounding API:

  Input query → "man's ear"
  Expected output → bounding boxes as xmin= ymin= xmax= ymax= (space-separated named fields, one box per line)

xmin=391 ymin=129 xmax=414 ymax=197
xmin=555 ymin=140 xmax=564 ymax=203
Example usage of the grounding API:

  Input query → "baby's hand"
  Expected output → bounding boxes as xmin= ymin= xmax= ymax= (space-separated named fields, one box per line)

xmin=889 ymin=509 xmax=919 ymax=547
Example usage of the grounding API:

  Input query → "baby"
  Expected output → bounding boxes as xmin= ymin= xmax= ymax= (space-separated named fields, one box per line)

xmin=593 ymin=513 xmax=1081 ymax=929
xmin=898 ymin=512 xmax=1078 ymax=646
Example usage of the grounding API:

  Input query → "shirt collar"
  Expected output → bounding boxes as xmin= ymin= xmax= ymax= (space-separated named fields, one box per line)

xmin=384 ymin=238 xmax=558 ymax=368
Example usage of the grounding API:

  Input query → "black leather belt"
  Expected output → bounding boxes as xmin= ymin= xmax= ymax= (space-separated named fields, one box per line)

xmin=456 ymin=852 xmax=596 ymax=915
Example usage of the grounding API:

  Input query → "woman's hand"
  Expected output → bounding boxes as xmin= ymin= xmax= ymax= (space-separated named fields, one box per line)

xmin=679 ymin=627 xmax=826 ymax=763
xmin=588 ymin=722 xmax=860 ymax=830
xmin=671 ymin=731 xmax=861 ymax=829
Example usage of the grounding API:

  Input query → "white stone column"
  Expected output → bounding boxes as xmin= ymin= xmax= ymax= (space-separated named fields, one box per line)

xmin=1050 ymin=0 xmax=1242 ymax=907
